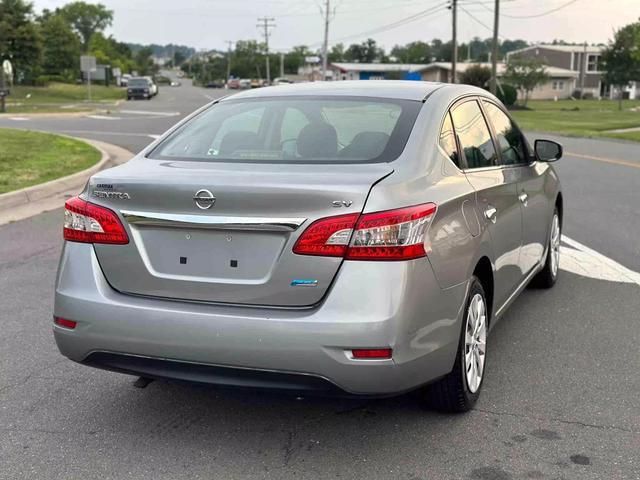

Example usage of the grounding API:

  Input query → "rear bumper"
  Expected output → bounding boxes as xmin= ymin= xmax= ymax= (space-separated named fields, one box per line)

xmin=54 ymin=242 xmax=468 ymax=395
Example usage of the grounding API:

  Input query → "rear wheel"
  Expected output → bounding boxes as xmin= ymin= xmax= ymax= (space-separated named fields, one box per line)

xmin=423 ymin=277 xmax=487 ymax=413
xmin=531 ymin=208 xmax=560 ymax=288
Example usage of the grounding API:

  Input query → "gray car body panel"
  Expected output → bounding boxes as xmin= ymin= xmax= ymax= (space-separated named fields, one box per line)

xmin=54 ymin=81 xmax=561 ymax=394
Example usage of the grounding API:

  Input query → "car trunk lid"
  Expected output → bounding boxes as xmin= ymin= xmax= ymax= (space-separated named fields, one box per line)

xmin=91 ymin=158 xmax=392 ymax=307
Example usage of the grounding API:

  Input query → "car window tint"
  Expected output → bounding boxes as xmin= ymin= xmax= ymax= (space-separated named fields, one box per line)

xmin=439 ymin=112 xmax=460 ymax=167
xmin=150 ymin=97 xmax=421 ymax=164
xmin=320 ymin=102 xmax=401 ymax=147
xmin=482 ymin=101 xmax=527 ymax=165
xmin=451 ymin=100 xmax=497 ymax=169
xmin=281 ymin=107 xmax=310 ymax=140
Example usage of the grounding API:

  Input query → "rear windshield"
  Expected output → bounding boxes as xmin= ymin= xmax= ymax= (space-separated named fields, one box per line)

xmin=149 ymin=96 xmax=422 ymax=164
xmin=129 ymin=79 xmax=149 ymax=87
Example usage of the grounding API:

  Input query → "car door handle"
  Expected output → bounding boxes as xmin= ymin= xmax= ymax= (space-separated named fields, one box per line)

xmin=519 ymin=192 xmax=529 ymax=206
xmin=484 ymin=206 xmax=497 ymax=223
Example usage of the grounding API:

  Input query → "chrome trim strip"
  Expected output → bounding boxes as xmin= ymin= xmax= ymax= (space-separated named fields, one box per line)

xmin=121 ymin=210 xmax=306 ymax=232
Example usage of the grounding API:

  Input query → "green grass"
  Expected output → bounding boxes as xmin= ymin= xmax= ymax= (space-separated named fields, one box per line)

xmin=2 ymin=82 xmax=125 ymax=114
xmin=510 ymin=99 xmax=640 ymax=142
xmin=0 ymin=128 xmax=101 ymax=194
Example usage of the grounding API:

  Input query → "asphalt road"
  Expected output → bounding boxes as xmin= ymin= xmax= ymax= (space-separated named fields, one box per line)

xmin=1 ymin=77 xmax=639 ymax=479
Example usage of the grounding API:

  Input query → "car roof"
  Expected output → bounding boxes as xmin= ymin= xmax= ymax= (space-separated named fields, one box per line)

xmin=221 ymin=80 xmax=446 ymax=102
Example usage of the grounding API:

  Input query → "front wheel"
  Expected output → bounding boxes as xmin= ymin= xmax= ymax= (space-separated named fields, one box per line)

xmin=531 ymin=208 xmax=560 ymax=288
xmin=423 ymin=277 xmax=487 ymax=413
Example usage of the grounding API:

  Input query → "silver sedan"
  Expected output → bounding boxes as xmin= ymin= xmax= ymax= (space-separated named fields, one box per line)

xmin=54 ymin=81 xmax=563 ymax=412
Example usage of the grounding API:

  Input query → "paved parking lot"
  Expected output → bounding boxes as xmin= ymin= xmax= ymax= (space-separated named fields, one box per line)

xmin=1 ymin=78 xmax=638 ymax=479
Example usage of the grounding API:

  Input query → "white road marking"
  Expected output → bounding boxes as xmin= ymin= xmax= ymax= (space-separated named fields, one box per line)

xmin=87 ymin=115 xmax=120 ymax=120
xmin=119 ymin=109 xmax=180 ymax=117
xmin=57 ymin=129 xmax=160 ymax=138
xmin=560 ymin=235 xmax=640 ymax=286
xmin=9 ymin=117 xmax=29 ymax=121
xmin=148 ymin=134 xmax=161 ymax=139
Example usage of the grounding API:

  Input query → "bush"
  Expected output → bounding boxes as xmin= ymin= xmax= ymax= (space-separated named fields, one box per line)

xmin=34 ymin=74 xmax=73 ymax=87
xmin=460 ymin=65 xmax=491 ymax=88
xmin=495 ymin=84 xmax=517 ymax=106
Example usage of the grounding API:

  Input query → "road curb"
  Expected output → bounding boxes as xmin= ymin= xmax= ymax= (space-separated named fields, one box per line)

xmin=0 ymin=133 xmax=134 ymax=224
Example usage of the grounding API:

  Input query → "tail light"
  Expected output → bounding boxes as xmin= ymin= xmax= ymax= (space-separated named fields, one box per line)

xmin=292 ymin=213 xmax=359 ymax=257
xmin=64 ymin=197 xmax=129 ymax=244
xmin=293 ymin=203 xmax=436 ymax=261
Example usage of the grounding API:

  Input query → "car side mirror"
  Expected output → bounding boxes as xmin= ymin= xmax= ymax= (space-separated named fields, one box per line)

xmin=535 ymin=139 xmax=562 ymax=162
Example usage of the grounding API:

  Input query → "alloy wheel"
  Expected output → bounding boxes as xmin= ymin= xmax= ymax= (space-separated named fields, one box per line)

xmin=464 ymin=293 xmax=487 ymax=394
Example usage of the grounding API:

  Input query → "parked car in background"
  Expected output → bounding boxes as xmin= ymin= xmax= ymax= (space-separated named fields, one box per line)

xmin=250 ymin=79 xmax=266 ymax=88
xmin=238 ymin=78 xmax=251 ymax=89
xmin=170 ymin=81 xmax=181 ymax=87
xmin=273 ymin=77 xmax=294 ymax=85
xmin=143 ymin=76 xmax=158 ymax=96
xmin=226 ymin=79 xmax=241 ymax=89
xmin=205 ymin=80 xmax=226 ymax=89
xmin=54 ymin=81 xmax=563 ymax=413
xmin=120 ymin=74 xmax=132 ymax=87
xmin=126 ymin=77 xmax=155 ymax=100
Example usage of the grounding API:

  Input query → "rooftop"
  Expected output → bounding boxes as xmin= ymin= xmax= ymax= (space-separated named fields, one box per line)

xmin=509 ymin=44 xmax=604 ymax=55
xmin=330 ymin=62 xmax=429 ymax=73
xmin=422 ymin=62 xmax=578 ymax=78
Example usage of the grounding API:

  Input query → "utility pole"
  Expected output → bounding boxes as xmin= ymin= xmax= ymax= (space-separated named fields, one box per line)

xmin=321 ymin=0 xmax=330 ymax=81
xmin=280 ymin=52 xmax=285 ymax=78
xmin=490 ymin=0 xmax=500 ymax=95
xmin=257 ymin=17 xmax=276 ymax=84
xmin=225 ymin=40 xmax=233 ymax=84
xmin=450 ymin=0 xmax=457 ymax=83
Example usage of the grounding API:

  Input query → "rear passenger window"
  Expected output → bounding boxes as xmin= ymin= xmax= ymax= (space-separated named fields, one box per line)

xmin=482 ymin=101 xmax=528 ymax=165
xmin=439 ymin=112 xmax=460 ymax=167
xmin=451 ymin=100 xmax=497 ymax=169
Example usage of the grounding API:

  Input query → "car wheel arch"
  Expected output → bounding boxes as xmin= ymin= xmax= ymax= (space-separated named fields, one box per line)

xmin=472 ymin=256 xmax=494 ymax=327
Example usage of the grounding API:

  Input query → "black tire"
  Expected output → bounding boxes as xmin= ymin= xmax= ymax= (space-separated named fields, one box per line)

xmin=530 ymin=207 xmax=560 ymax=289
xmin=127 ymin=96 xmax=131 ymax=101
xmin=423 ymin=277 xmax=487 ymax=413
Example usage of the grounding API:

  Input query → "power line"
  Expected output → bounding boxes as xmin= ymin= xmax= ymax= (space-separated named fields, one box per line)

xmin=501 ymin=0 xmax=581 ymax=18
xmin=323 ymin=2 xmax=448 ymax=45
xmin=459 ymin=4 xmax=495 ymax=34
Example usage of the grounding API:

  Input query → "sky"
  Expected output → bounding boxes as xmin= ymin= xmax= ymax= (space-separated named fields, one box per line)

xmin=30 ymin=0 xmax=640 ymax=53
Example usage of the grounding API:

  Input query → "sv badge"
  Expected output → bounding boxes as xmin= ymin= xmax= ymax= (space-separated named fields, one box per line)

xmin=332 ymin=200 xmax=353 ymax=208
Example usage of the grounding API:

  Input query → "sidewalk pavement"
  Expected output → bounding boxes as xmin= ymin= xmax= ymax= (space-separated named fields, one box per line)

xmin=0 ymin=137 xmax=134 ymax=226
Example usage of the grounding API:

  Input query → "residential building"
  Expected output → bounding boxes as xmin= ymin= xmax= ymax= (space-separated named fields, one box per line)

xmin=506 ymin=44 xmax=605 ymax=98
xmin=419 ymin=62 xmax=578 ymax=100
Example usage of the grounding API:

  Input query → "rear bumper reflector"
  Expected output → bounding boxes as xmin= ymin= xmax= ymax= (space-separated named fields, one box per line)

xmin=54 ymin=317 xmax=77 ymax=329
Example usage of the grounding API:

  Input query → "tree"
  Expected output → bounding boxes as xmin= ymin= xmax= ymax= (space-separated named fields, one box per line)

xmin=57 ymin=1 xmax=112 ymax=52
xmin=344 ymin=39 xmax=385 ymax=63
xmin=503 ymin=58 xmax=549 ymax=107
xmin=39 ymin=14 xmax=81 ymax=79
xmin=89 ymin=33 xmax=134 ymax=73
xmin=134 ymin=46 xmax=156 ymax=76
xmin=460 ymin=64 xmax=491 ymax=88
xmin=602 ymin=20 xmax=640 ymax=110
xmin=328 ymin=43 xmax=345 ymax=62
xmin=0 ymin=0 xmax=42 ymax=84
xmin=390 ymin=41 xmax=431 ymax=63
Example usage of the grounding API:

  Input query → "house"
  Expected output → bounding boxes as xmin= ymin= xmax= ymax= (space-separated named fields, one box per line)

xmin=506 ymin=44 xmax=606 ymax=98
xmin=419 ymin=62 xmax=578 ymax=100
xmin=329 ymin=63 xmax=427 ymax=81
